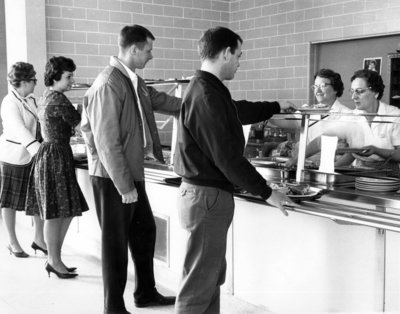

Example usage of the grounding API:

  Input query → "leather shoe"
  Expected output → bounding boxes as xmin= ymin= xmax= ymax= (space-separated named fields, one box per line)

xmin=134 ymin=291 xmax=175 ymax=308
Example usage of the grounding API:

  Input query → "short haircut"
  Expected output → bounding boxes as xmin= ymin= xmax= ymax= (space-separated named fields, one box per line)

xmin=44 ymin=56 xmax=76 ymax=87
xmin=314 ymin=68 xmax=344 ymax=97
xmin=8 ymin=62 xmax=36 ymax=88
xmin=351 ymin=69 xmax=385 ymax=100
xmin=118 ymin=24 xmax=155 ymax=50
xmin=198 ymin=26 xmax=243 ymax=60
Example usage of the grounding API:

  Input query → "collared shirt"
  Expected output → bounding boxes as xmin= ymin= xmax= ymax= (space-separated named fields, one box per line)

xmin=119 ymin=60 xmax=149 ymax=148
xmin=352 ymin=102 xmax=400 ymax=161
xmin=174 ymin=70 xmax=281 ymax=199
xmin=10 ymin=87 xmax=38 ymax=120
xmin=308 ymin=99 xmax=352 ymax=142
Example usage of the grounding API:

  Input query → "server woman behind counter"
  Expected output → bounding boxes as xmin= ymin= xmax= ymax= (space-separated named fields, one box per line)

xmin=26 ymin=56 xmax=88 ymax=278
xmin=350 ymin=69 xmax=400 ymax=174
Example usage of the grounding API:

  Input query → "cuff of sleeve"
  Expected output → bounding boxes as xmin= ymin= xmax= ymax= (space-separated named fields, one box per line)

xmin=25 ymin=141 xmax=41 ymax=156
xmin=260 ymin=185 xmax=272 ymax=200
xmin=272 ymin=101 xmax=282 ymax=114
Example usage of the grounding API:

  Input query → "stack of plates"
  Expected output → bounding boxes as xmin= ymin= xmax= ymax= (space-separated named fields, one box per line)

xmin=355 ymin=177 xmax=400 ymax=192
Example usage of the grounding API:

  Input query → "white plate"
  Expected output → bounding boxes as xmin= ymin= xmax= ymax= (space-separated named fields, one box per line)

xmin=288 ymin=191 xmax=320 ymax=200
xmin=356 ymin=177 xmax=400 ymax=184
xmin=297 ymin=107 xmax=330 ymax=114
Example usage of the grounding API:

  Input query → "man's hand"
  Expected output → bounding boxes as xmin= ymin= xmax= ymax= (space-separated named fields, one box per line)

xmin=266 ymin=190 xmax=295 ymax=216
xmin=122 ymin=188 xmax=138 ymax=204
xmin=280 ymin=100 xmax=298 ymax=113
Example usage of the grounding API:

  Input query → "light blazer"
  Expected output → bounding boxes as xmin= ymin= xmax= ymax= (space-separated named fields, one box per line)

xmin=0 ymin=89 xmax=41 ymax=165
xmin=81 ymin=56 xmax=181 ymax=195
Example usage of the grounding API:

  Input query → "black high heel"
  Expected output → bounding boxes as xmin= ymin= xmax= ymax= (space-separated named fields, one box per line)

xmin=45 ymin=263 xmax=78 ymax=279
xmin=31 ymin=242 xmax=48 ymax=255
xmin=7 ymin=245 xmax=29 ymax=258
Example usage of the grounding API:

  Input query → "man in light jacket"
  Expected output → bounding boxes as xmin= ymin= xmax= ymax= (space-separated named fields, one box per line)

xmin=81 ymin=25 xmax=180 ymax=314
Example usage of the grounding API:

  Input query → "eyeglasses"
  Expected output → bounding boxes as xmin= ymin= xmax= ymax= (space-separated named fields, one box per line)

xmin=348 ymin=87 xmax=371 ymax=96
xmin=26 ymin=78 xmax=37 ymax=84
xmin=311 ymin=83 xmax=332 ymax=91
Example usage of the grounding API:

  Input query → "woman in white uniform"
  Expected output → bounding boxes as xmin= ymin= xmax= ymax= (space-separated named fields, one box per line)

xmin=350 ymin=69 xmax=400 ymax=174
xmin=285 ymin=68 xmax=352 ymax=166
xmin=0 ymin=62 xmax=46 ymax=257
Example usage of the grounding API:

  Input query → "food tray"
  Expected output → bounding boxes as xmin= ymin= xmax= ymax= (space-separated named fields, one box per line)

xmin=297 ymin=107 xmax=330 ymax=114
xmin=336 ymin=148 xmax=367 ymax=154
xmin=287 ymin=186 xmax=325 ymax=202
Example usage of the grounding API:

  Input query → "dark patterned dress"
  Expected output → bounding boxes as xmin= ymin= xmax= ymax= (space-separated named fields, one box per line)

xmin=25 ymin=90 xmax=88 ymax=219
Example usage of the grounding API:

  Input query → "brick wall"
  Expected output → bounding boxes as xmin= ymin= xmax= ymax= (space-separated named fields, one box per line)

xmin=229 ymin=0 xmax=400 ymax=104
xmin=45 ymin=0 xmax=400 ymax=105
xmin=45 ymin=0 xmax=229 ymax=84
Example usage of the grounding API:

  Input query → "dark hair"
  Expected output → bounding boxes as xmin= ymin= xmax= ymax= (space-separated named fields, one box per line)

xmin=44 ymin=56 xmax=76 ymax=87
xmin=350 ymin=69 xmax=385 ymax=100
xmin=198 ymin=27 xmax=243 ymax=60
xmin=314 ymin=68 xmax=344 ymax=97
xmin=8 ymin=62 xmax=36 ymax=88
xmin=118 ymin=25 xmax=155 ymax=50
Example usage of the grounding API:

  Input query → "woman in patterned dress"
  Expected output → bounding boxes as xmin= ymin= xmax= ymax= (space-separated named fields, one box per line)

xmin=0 ymin=62 xmax=45 ymax=258
xmin=26 ymin=56 xmax=88 ymax=278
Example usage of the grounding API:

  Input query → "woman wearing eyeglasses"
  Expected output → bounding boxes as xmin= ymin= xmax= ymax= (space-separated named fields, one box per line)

xmin=349 ymin=69 xmax=400 ymax=173
xmin=0 ymin=62 xmax=46 ymax=258
xmin=307 ymin=68 xmax=352 ymax=141
xmin=296 ymin=69 xmax=400 ymax=173
xmin=284 ymin=69 xmax=352 ymax=167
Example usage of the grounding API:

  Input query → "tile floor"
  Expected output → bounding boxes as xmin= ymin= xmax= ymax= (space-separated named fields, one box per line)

xmin=0 ymin=214 xmax=268 ymax=314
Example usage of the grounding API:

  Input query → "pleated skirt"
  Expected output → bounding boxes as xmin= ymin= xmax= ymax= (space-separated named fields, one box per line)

xmin=0 ymin=161 xmax=32 ymax=211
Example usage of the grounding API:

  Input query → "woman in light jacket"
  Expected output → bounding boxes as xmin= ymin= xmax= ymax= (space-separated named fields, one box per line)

xmin=0 ymin=62 xmax=46 ymax=257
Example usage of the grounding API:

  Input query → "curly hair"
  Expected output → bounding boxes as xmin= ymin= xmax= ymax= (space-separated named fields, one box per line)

xmin=314 ymin=68 xmax=344 ymax=98
xmin=350 ymin=69 xmax=385 ymax=100
xmin=44 ymin=56 xmax=76 ymax=87
xmin=8 ymin=62 xmax=36 ymax=88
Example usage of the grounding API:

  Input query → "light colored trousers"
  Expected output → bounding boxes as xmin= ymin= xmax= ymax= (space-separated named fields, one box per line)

xmin=174 ymin=182 xmax=234 ymax=314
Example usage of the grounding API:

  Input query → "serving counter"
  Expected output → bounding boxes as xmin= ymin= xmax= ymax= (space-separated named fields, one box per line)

xmin=136 ymin=161 xmax=400 ymax=313
xmin=71 ymin=84 xmax=400 ymax=312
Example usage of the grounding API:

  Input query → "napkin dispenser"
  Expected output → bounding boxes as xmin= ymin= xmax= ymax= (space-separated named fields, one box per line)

xmin=319 ymin=135 xmax=338 ymax=173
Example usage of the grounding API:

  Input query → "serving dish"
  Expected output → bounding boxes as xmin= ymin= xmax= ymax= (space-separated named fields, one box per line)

xmin=296 ymin=107 xmax=331 ymax=114
xmin=336 ymin=148 xmax=367 ymax=154
xmin=287 ymin=187 xmax=325 ymax=202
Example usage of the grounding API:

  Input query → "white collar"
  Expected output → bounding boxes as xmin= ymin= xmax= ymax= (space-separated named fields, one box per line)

xmin=118 ymin=59 xmax=138 ymax=84
xmin=11 ymin=87 xmax=35 ymax=102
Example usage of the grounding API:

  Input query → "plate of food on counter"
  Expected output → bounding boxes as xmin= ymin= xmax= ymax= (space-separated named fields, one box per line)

xmin=269 ymin=182 xmax=325 ymax=202
xmin=296 ymin=103 xmax=331 ymax=114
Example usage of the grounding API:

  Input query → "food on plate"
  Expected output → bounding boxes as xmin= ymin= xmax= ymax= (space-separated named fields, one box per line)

xmin=313 ymin=103 xmax=329 ymax=108
xmin=301 ymin=103 xmax=329 ymax=109
xmin=269 ymin=182 xmax=311 ymax=195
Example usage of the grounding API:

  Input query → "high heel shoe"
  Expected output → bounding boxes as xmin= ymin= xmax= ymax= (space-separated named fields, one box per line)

xmin=66 ymin=266 xmax=77 ymax=272
xmin=45 ymin=263 xmax=78 ymax=279
xmin=7 ymin=245 xmax=29 ymax=258
xmin=31 ymin=242 xmax=48 ymax=255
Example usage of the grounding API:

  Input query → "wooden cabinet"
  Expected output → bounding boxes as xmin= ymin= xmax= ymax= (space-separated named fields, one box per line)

xmin=388 ymin=52 xmax=400 ymax=108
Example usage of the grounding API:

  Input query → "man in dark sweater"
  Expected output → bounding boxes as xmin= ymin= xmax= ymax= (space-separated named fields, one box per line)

xmin=173 ymin=26 xmax=296 ymax=313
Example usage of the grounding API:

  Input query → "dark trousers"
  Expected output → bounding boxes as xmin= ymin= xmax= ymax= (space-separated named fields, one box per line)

xmin=90 ymin=176 xmax=157 ymax=313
